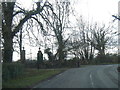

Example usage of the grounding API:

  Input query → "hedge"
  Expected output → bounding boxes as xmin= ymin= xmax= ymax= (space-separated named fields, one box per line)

xmin=24 ymin=60 xmax=37 ymax=68
xmin=2 ymin=63 xmax=24 ymax=81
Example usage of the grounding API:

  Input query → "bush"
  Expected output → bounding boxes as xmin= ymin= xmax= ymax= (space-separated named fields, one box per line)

xmin=2 ymin=63 xmax=24 ymax=81
xmin=24 ymin=60 xmax=37 ymax=68
xmin=44 ymin=60 xmax=78 ymax=68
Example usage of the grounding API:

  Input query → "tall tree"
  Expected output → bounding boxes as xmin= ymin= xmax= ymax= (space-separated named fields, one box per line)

xmin=68 ymin=17 xmax=95 ymax=63
xmin=39 ymin=0 xmax=71 ymax=61
xmin=2 ymin=1 xmax=53 ymax=62
xmin=89 ymin=24 xmax=111 ymax=62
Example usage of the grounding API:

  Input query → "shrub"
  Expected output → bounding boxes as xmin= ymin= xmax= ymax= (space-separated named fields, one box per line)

xmin=24 ymin=60 xmax=37 ymax=68
xmin=2 ymin=63 xmax=24 ymax=81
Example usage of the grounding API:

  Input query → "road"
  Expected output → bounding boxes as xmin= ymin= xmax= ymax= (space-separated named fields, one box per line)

xmin=33 ymin=64 xmax=119 ymax=88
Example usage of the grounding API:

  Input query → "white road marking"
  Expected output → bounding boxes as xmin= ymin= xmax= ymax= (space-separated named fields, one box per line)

xmin=90 ymin=73 xmax=94 ymax=88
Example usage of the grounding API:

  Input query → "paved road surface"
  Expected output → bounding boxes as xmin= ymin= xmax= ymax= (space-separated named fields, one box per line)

xmin=34 ymin=64 xmax=119 ymax=88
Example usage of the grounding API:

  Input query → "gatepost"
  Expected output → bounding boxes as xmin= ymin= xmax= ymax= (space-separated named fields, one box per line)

xmin=21 ymin=47 xmax=25 ymax=63
xmin=37 ymin=48 xmax=43 ymax=69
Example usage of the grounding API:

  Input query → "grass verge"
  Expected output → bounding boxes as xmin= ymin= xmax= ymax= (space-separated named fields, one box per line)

xmin=3 ymin=68 xmax=66 ymax=88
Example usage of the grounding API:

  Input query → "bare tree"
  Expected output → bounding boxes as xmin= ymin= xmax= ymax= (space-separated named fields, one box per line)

xmin=2 ymin=1 xmax=55 ymax=62
xmin=112 ymin=15 xmax=120 ymax=21
xmin=88 ymin=23 xmax=116 ymax=63
xmin=91 ymin=25 xmax=108 ymax=56
xmin=38 ymin=0 xmax=71 ymax=61
xmin=67 ymin=17 xmax=95 ymax=64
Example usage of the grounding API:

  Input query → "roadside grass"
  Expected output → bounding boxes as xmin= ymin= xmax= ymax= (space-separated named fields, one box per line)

xmin=3 ymin=68 xmax=66 ymax=88
xmin=3 ymin=63 xmax=117 ymax=88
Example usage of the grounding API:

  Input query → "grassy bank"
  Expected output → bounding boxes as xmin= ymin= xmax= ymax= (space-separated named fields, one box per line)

xmin=3 ymin=68 xmax=66 ymax=88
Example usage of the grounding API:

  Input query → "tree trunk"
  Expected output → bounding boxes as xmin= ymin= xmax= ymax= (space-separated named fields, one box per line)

xmin=2 ymin=2 xmax=15 ymax=63
xmin=2 ymin=15 xmax=13 ymax=63
xmin=58 ymin=44 xmax=64 ymax=61
xmin=3 ymin=30 xmax=13 ymax=63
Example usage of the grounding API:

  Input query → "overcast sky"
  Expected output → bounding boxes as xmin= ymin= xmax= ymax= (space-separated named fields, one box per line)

xmin=17 ymin=0 xmax=119 ymax=23
xmin=74 ymin=0 xmax=119 ymax=23
xmin=13 ymin=0 xmax=119 ymax=61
